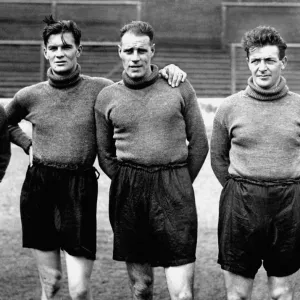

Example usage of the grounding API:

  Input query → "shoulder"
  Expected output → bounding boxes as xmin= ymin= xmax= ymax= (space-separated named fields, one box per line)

xmin=81 ymin=75 xmax=114 ymax=88
xmin=0 ymin=104 xmax=6 ymax=118
xmin=287 ymin=91 xmax=300 ymax=100
xmin=95 ymin=82 xmax=122 ymax=110
xmin=13 ymin=81 xmax=48 ymax=102
xmin=217 ymin=91 xmax=245 ymax=111
xmin=214 ymin=91 xmax=245 ymax=122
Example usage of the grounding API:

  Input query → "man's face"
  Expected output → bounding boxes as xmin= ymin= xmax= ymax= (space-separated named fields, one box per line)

xmin=247 ymin=45 xmax=287 ymax=90
xmin=118 ymin=32 xmax=155 ymax=80
xmin=44 ymin=32 xmax=82 ymax=76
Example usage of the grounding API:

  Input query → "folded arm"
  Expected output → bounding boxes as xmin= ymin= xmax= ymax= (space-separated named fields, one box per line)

xmin=183 ymin=82 xmax=209 ymax=182
xmin=210 ymin=118 xmax=230 ymax=187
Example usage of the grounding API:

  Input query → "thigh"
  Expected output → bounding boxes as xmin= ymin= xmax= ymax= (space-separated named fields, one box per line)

xmin=164 ymin=262 xmax=195 ymax=300
xmin=223 ymin=270 xmax=253 ymax=300
xmin=268 ymin=272 xmax=299 ymax=300
xmin=21 ymin=166 xmax=58 ymax=250
xmin=32 ymin=248 xmax=62 ymax=295
xmin=60 ymin=169 xmax=98 ymax=260
xmin=65 ymin=251 xmax=94 ymax=291
xmin=149 ymin=167 xmax=197 ymax=267
xmin=32 ymin=248 xmax=62 ymax=272
xmin=218 ymin=179 xmax=262 ymax=278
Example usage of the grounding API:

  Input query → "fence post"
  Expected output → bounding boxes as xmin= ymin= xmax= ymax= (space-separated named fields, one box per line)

xmin=231 ymin=43 xmax=236 ymax=94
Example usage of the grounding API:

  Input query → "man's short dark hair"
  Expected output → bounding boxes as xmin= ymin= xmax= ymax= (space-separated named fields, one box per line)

xmin=242 ymin=26 xmax=287 ymax=60
xmin=42 ymin=15 xmax=81 ymax=46
xmin=120 ymin=21 xmax=154 ymax=43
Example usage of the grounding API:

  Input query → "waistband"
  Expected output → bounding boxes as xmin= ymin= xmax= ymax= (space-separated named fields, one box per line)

xmin=117 ymin=160 xmax=187 ymax=173
xmin=32 ymin=157 xmax=100 ymax=178
xmin=229 ymin=174 xmax=300 ymax=187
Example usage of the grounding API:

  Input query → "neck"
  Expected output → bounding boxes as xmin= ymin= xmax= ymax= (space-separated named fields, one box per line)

xmin=48 ymin=64 xmax=81 ymax=88
xmin=122 ymin=65 xmax=159 ymax=89
xmin=245 ymin=76 xmax=289 ymax=101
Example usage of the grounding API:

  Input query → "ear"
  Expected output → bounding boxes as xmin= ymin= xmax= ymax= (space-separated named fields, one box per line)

xmin=43 ymin=46 xmax=49 ymax=60
xmin=150 ymin=43 xmax=155 ymax=57
xmin=246 ymin=57 xmax=250 ymax=70
xmin=76 ymin=45 xmax=83 ymax=58
xmin=281 ymin=56 xmax=287 ymax=70
xmin=118 ymin=44 xmax=122 ymax=58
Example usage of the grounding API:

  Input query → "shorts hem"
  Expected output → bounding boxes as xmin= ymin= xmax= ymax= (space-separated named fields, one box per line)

xmin=23 ymin=244 xmax=96 ymax=261
xmin=219 ymin=262 xmax=256 ymax=279
xmin=266 ymin=265 xmax=300 ymax=278
xmin=113 ymin=255 xmax=196 ymax=267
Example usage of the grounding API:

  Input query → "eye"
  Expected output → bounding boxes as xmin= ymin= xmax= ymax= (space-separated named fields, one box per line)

xmin=62 ymin=45 xmax=72 ymax=50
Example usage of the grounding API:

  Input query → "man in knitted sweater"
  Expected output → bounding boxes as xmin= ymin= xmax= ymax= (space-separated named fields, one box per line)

xmin=95 ymin=21 xmax=208 ymax=300
xmin=0 ymin=105 xmax=11 ymax=182
xmin=211 ymin=26 xmax=300 ymax=300
xmin=6 ymin=16 xmax=187 ymax=300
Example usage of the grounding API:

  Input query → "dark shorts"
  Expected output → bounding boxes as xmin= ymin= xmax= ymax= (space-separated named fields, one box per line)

xmin=109 ymin=161 xmax=198 ymax=267
xmin=20 ymin=159 xmax=99 ymax=260
xmin=218 ymin=175 xmax=300 ymax=278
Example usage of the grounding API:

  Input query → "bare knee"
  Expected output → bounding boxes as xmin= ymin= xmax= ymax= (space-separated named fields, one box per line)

xmin=130 ymin=274 xmax=153 ymax=299
xmin=270 ymin=285 xmax=293 ymax=300
xmin=172 ymin=290 xmax=193 ymax=300
xmin=226 ymin=291 xmax=250 ymax=300
xmin=69 ymin=284 xmax=90 ymax=300
xmin=39 ymin=266 xmax=62 ymax=299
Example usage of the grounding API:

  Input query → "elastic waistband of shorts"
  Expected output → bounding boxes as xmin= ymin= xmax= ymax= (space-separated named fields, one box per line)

xmin=32 ymin=157 xmax=95 ymax=172
xmin=229 ymin=174 xmax=300 ymax=186
xmin=116 ymin=160 xmax=187 ymax=173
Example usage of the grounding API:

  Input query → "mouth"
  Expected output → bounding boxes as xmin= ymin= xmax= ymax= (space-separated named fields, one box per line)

xmin=55 ymin=61 xmax=66 ymax=65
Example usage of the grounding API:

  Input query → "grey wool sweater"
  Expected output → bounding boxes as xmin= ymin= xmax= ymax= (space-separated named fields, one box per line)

xmin=211 ymin=76 xmax=300 ymax=186
xmin=0 ymin=105 xmax=11 ymax=181
xmin=95 ymin=65 xmax=209 ymax=182
xmin=6 ymin=64 xmax=113 ymax=167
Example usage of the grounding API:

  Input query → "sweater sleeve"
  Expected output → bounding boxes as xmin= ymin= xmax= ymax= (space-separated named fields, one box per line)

xmin=95 ymin=90 xmax=118 ymax=179
xmin=0 ymin=105 xmax=11 ymax=182
xmin=210 ymin=112 xmax=230 ymax=187
xmin=5 ymin=93 xmax=32 ymax=154
xmin=181 ymin=81 xmax=209 ymax=182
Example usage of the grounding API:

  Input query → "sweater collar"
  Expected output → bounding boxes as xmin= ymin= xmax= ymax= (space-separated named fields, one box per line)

xmin=245 ymin=76 xmax=289 ymax=101
xmin=47 ymin=64 xmax=81 ymax=88
xmin=122 ymin=64 xmax=159 ymax=89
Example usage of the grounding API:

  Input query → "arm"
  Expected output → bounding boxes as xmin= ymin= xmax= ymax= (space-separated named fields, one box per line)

xmin=5 ymin=95 xmax=32 ymax=154
xmin=94 ymin=93 xmax=118 ymax=179
xmin=159 ymin=64 xmax=187 ymax=87
xmin=210 ymin=116 xmax=230 ymax=187
xmin=0 ymin=106 xmax=11 ymax=182
xmin=182 ymin=81 xmax=209 ymax=182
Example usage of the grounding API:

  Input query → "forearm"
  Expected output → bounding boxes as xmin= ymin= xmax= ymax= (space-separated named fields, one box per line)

xmin=0 ymin=132 xmax=11 ymax=182
xmin=187 ymin=142 xmax=209 ymax=183
xmin=210 ymin=119 xmax=230 ymax=187
xmin=8 ymin=125 xmax=32 ymax=154
xmin=6 ymin=97 xmax=31 ymax=154
xmin=95 ymin=103 xmax=118 ymax=179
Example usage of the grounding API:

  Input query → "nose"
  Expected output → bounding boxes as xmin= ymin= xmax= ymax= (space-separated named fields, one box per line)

xmin=132 ymin=50 xmax=140 ymax=62
xmin=258 ymin=60 xmax=267 ymax=72
xmin=56 ymin=47 xmax=64 ymax=57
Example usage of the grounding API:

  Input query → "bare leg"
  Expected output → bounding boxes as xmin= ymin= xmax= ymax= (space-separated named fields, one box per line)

xmin=165 ymin=262 xmax=195 ymax=300
xmin=268 ymin=271 xmax=299 ymax=300
xmin=223 ymin=270 xmax=254 ymax=300
xmin=65 ymin=251 xmax=94 ymax=300
xmin=126 ymin=262 xmax=154 ymax=300
xmin=31 ymin=249 xmax=62 ymax=300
